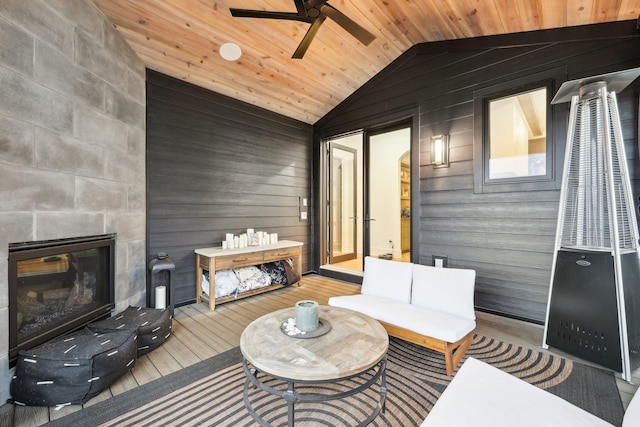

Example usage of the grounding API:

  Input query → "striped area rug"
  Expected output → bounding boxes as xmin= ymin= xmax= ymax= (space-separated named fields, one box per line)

xmin=46 ymin=335 xmax=624 ymax=426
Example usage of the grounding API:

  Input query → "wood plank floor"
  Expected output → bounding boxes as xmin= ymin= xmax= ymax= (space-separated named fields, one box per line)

xmin=328 ymin=253 xmax=411 ymax=271
xmin=2 ymin=274 xmax=638 ymax=426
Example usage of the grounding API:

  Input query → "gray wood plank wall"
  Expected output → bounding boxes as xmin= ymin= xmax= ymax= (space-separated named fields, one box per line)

xmin=315 ymin=21 xmax=640 ymax=323
xmin=146 ymin=71 xmax=314 ymax=306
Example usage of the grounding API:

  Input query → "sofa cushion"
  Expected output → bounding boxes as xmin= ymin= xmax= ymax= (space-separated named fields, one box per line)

xmin=411 ymin=264 xmax=476 ymax=321
xmin=421 ymin=357 xmax=613 ymax=427
xmin=360 ymin=256 xmax=413 ymax=303
xmin=624 ymin=388 xmax=640 ymax=427
xmin=329 ymin=294 xmax=475 ymax=343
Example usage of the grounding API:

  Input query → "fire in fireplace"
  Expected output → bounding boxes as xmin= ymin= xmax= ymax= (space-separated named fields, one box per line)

xmin=8 ymin=234 xmax=116 ymax=363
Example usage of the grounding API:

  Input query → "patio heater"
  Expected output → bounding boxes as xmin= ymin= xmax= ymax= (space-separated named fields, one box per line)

xmin=542 ymin=68 xmax=640 ymax=382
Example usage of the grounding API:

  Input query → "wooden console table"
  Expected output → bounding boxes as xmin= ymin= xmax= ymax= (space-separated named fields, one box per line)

xmin=195 ymin=240 xmax=303 ymax=311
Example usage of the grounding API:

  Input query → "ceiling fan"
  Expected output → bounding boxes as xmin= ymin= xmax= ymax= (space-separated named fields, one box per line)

xmin=229 ymin=0 xmax=376 ymax=59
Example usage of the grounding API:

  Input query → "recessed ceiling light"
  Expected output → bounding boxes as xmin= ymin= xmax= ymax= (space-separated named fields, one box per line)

xmin=220 ymin=43 xmax=242 ymax=61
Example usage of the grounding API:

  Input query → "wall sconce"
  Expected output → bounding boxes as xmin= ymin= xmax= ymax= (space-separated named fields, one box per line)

xmin=431 ymin=134 xmax=449 ymax=168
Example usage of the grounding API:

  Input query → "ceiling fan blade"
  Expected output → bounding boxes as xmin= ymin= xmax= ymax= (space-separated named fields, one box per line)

xmin=292 ymin=14 xmax=327 ymax=59
xmin=320 ymin=4 xmax=375 ymax=45
xmin=230 ymin=8 xmax=311 ymax=23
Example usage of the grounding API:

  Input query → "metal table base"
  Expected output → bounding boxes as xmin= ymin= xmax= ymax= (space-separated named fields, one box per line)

xmin=242 ymin=356 xmax=387 ymax=427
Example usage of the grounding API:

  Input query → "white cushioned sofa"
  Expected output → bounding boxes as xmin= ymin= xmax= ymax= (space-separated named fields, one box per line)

xmin=421 ymin=356 xmax=640 ymax=427
xmin=328 ymin=256 xmax=476 ymax=375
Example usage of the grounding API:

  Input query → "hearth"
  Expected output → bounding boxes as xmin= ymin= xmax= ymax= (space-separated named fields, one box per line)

xmin=8 ymin=234 xmax=116 ymax=363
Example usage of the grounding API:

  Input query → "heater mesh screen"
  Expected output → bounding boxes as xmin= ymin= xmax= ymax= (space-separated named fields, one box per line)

xmin=608 ymin=94 xmax=637 ymax=249
xmin=558 ymin=93 xmax=637 ymax=251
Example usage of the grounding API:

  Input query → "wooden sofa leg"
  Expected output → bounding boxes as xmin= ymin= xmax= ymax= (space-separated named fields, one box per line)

xmin=444 ymin=348 xmax=455 ymax=376
xmin=444 ymin=331 xmax=474 ymax=376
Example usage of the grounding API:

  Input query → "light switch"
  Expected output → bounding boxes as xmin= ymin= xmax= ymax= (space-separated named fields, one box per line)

xmin=299 ymin=196 xmax=308 ymax=221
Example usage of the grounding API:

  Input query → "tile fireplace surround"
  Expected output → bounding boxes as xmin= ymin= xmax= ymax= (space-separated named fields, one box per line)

xmin=0 ymin=0 xmax=147 ymax=402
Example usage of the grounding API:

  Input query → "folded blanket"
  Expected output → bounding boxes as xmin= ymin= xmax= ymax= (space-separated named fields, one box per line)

xmin=214 ymin=269 xmax=240 ymax=298
xmin=236 ymin=270 xmax=272 ymax=293
xmin=233 ymin=266 xmax=263 ymax=282
xmin=260 ymin=261 xmax=288 ymax=285
xmin=202 ymin=263 xmax=292 ymax=300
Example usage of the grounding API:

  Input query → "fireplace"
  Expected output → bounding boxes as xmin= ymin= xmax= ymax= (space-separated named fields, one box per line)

xmin=8 ymin=234 xmax=116 ymax=363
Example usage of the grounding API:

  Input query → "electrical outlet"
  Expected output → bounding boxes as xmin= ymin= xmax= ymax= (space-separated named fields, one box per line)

xmin=432 ymin=255 xmax=448 ymax=268
xmin=300 ymin=212 xmax=307 ymax=220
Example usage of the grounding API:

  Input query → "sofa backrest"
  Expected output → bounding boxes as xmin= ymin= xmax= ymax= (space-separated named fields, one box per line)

xmin=361 ymin=256 xmax=413 ymax=304
xmin=411 ymin=263 xmax=476 ymax=320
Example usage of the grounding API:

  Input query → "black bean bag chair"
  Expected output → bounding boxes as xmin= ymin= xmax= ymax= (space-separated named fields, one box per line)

xmin=88 ymin=306 xmax=172 ymax=356
xmin=10 ymin=327 xmax=137 ymax=407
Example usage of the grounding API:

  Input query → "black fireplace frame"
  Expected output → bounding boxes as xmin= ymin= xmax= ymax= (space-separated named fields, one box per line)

xmin=8 ymin=234 xmax=116 ymax=363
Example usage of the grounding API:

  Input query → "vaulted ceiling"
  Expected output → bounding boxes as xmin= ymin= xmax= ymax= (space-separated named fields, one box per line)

xmin=94 ymin=0 xmax=640 ymax=124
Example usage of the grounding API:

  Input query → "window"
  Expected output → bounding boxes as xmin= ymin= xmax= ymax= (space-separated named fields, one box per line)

xmin=488 ymin=87 xmax=547 ymax=180
xmin=473 ymin=69 xmax=564 ymax=194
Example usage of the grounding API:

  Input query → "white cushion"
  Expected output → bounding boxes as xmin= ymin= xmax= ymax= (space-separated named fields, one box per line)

xmin=623 ymin=388 xmax=640 ymax=427
xmin=411 ymin=264 xmax=476 ymax=321
xmin=360 ymin=256 xmax=413 ymax=303
xmin=329 ymin=294 xmax=475 ymax=343
xmin=421 ymin=357 xmax=613 ymax=427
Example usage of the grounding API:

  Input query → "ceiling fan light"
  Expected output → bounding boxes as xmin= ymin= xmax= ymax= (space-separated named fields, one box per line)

xmin=220 ymin=43 xmax=242 ymax=61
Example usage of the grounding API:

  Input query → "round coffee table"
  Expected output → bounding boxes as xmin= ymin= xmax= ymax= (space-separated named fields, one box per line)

xmin=240 ymin=305 xmax=389 ymax=427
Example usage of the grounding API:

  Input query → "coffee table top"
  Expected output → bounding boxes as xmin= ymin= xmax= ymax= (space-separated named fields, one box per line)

xmin=240 ymin=305 xmax=388 ymax=381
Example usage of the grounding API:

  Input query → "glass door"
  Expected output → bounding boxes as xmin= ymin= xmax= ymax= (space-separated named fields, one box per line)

xmin=365 ymin=125 xmax=411 ymax=263
xmin=320 ymin=122 xmax=411 ymax=275
xmin=328 ymin=143 xmax=358 ymax=264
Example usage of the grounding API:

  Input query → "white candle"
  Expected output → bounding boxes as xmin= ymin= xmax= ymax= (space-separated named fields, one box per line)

xmin=295 ymin=300 xmax=319 ymax=332
xmin=155 ymin=285 xmax=166 ymax=309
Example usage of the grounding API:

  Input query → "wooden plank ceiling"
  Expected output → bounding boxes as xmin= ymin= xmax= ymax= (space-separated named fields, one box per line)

xmin=93 ymin=0 xmax=640 ymax=124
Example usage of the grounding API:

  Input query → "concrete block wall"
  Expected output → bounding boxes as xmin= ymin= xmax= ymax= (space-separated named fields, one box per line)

xmin=0 ymin=0 xmax=146 ymax=402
